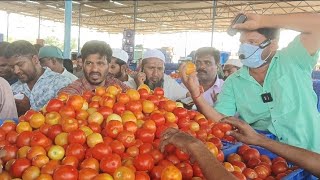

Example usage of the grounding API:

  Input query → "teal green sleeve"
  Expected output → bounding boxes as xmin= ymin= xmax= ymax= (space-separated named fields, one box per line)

xmin=214 ymin=78 xmax=237 ymax=116
xmin=280 ymin=35 xmax=320 ymax=71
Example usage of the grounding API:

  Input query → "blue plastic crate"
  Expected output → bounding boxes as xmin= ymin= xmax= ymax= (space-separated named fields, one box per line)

xmin=223 ymin=145 xmax=316 ymax=180
xmin=221 ymin=140 xmax=242 ymax=151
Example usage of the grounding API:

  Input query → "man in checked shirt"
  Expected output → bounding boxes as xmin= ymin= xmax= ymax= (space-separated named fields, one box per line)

xmin=59 ymin=40 xmax=130 ymax=95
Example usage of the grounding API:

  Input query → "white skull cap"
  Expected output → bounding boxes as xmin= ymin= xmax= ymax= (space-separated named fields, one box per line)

xmin=112 ymin=48 xmax=129 ymax=63
xmin=143 ymin=49 xmax=165 ymax=62
xmin=224 ymin=58 xmax=243 ymax=68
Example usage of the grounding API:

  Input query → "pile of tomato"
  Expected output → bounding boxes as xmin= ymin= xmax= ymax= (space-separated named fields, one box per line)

xmin=0 ymin=85 xmax=297 ymax=180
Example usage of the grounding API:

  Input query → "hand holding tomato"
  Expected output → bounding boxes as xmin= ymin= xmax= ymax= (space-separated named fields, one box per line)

xmin=179 ymin=63 xmax=201 ymax=98
xmin=223 ymin=117 xmax=265 ymax=145
xmin=159 ymin=128 xmax=201 ymax=156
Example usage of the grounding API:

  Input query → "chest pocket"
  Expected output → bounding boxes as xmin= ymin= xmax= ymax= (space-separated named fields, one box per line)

xmin=270 ymin=74 xmax=296 ymax=117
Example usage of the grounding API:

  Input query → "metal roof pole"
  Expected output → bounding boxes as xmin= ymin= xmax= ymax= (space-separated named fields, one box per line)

xmin=63 ymin=1 xmax=72 ymax=59
xmin=211 ymin=0 xmax=217 ymax=47
xmin=78 ymin=4 xmax=81 ymax=54
xmin=38 ymin=10 xmax=41 ymax=39
xmin=6 ymin=12 xmax=9 ymax=41
xmin=133 ymin=0 xmax=138 ymax=63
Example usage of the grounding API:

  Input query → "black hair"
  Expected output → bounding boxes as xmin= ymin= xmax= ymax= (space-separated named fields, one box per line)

xmin=195 ymin=47 xmax=220 ymax=65
xmin=63 ymin=59 xmax=73 ymax=73
xmin=81 ymin=40 xmax=112 ymax=63
xmin=257 ymin=28 xmax=280 ymax=40
xmin=0 ymin=42 xmax=10 ymax=57
xmin=4 ymin=40 xmax=37 ymax=59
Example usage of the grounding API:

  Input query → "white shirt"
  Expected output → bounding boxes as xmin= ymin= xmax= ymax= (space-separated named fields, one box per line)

xmin=62 ymin=68 xmax=78 ymax=82
xmin=124 ymin=75 xmax=135 ymax=88
xmin=126 ymin=74 xmax=188 ymax=101
xmin=202 ymin=77 xmax=224 ymax=107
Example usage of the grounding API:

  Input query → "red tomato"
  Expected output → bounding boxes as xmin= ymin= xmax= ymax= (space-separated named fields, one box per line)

xmin=176 ymin=162 xmax=193 ymax=179
xmin=135 ymin=171 xmax=150 ymax=180
xmin=10 ymin=158 xmax=31 ymax=178
xmin=91 ymin=142 xmax=112 ymax=160
xmin=40 ymin=160 xmax=60 ymax=175
xmin=46 ymin=98 xmax=64 ymax=112
xmin=66 ymin=143 xmax=85 ymax=161
xmin=105 ymin=120 xmax=124 ymax=138
xmin=138 ymin=89 xmax=149 ymax=99
xmin=150 ymin=149 xmax=164 ymax=164
xmin=88 ymin=122 xmax=101 ymax=133
xmin=237 ymin=144 xmax=250 ymax=156
xmin=153 ymin=87 xmax=164 ymax=97
xmin=254 ymin=165 xmax=271 ymax=179
xmin=6 ymin=131 xmax=18 ymax=144
xmin=192 ymin=163 xmax=204 ymax=178
xmin=112 ymin=102 xmax=126 ymax=115
xmin=231 ymin=161 xmax=246 ymax=171
xmin=271 ymin=161 xmax=288 ymax=175
xmin=208 ymin=137 xmax=223 ymax=150
xmin=247 ymin=158 xmax=261 ymax=168
xmin=30 ymin=132 xmax=52 ymax=148
xmin=62 ymin=156 xmax=79 ymax=168
xmin=196 ymin=129 xmax=208 ymax=141
xmin=271 ymin=157 xmax=286 ymax=164
xmin=136 ymin=128 xmax=155 ymax=143
xmin=175 ymin=148 xmax=189 ymax=161
xmin=66 ymin=95 xmax=84 ymax=111
xmin=227 ymin=153 xmax=242 ymax=163
xmin=177 ymin=118 xmax=191 ymax=129
xmin=243 ymin=148 xmax=260 ymax=162
xmin=216 ymin=150 xmax=225 ymax=162
xmin=126 ymin=146 xmax=139 ymax=157
xmin=110 ymin=140 xmax=125 ymax=154
xmin=1 ymin=122 xmax=16 ymax=133
xmin=147 ymin=95 xmax=160 ymax=106
xmin=243 ymin=168 xmax=258 ymax=179
xmin=142 ymin=120 xmax=156 ymax=133
xmin=59 ymin=105 xmax=76 ymax=118
xmin=100 ymin=153 xmax=122 ymax=174
xmin=53 ymin=165 xmax=78 ymax=180
xmin=62 ymin=118 xmax=79 ymax=133
xmin=133 ymin=154 xmax=154 ymax=171
xmin=79 ymin=168 xmax=99 ymax=180
xmin=150 ymin=165 xmax=165 ymax=180
xmin=232 ymin=171 xmax=246 ymax=180
xmin=139 ymin=143 xmax=153 ymax=154
xmin=211 ymin=126 xmax=224 ymax=139
xmin=124 ymin=121 xmax=138 ymax=134
xmin=166 ymin=154 xmax=180 ymax=165
xmin=215 ymin=122 xmax=233 ymax=133
xmin=117 ymin=131 xmax=136 ymax=148
xmin=155 ymin=125 xmax=168 ymax=139
xmin=1 ymin=145 xmax=17 ymax=163
xmin=126 ymin=100 xmax=142 ymax=112
xmin=80 ymin=157 xmax=100 ymax=171
xmin=68 ymin=129 xmax=86 ymax=145
xmin=173 ymin=107 xmax=188 ymax=118
xmin=16 ymin=131 xmax=33 ymax=148
xmin=260 ymin=155 xmax=272 ymax=166
xmin=47 ymin=124 xmax=63 ymax=140
xmin=0 ymin=128 xmax=5 ymax=141
xmin=150 ymin=113 xmax=166 ymax=126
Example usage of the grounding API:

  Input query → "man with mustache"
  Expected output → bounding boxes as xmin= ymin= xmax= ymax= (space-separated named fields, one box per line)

xmin=5 ymin=40 xmax=72 ymax=115
xmin=0 ymin=42 xmax=17 ymax=85
xmin=127 ymin=49 xmax=188 ymax=100
xmin=194 ymin=47 xmax=224 ymax=107
xmin=59 ymin=40 xmax=130 ymax=95
xmin=108 ymin=48 xmax=135 ymax=87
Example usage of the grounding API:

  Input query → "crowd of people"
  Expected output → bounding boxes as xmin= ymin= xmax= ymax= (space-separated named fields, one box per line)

xmin=0 ymin=12 xmax=320 ymax=178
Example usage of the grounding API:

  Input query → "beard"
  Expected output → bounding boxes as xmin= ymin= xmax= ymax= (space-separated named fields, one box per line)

xmin=145 ymin=78 xmax=164 ymax=91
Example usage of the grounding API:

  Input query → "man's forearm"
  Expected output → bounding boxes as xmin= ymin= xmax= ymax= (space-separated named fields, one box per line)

xmin=261 ymin=13 xmax=320 ymax=34
xmin=257 ymin=137 xmax=320 ymax=177
xmin=189 ymin=142 xmax=236 ymax=180
xmin=193 ymin=96 xmax=224 ymax=122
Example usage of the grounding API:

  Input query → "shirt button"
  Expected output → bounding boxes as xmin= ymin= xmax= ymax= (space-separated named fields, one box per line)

xmin=273 ymin=120 xmax=277 ymax=122
xmin=279 ymin=137 xmax=283 ymax=140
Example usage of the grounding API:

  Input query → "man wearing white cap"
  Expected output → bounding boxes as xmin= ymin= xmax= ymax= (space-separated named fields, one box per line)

xmin=223 ymin=58 xmax=243 ymax=79
xmin=109 ymin=48 xmax=134 ymax=87
xmin=127 ymin=49 xmax=188 ymax=100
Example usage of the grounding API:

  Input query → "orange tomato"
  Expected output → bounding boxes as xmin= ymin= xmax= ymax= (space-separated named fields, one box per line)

xmin=113 ymin=166 xmax=135 ymax=180
xmin=80 ymin=157 xmax=100 ymax=171
xmin=29 ymin=113 xmax=45 ymax=129
xmin=32 ymin=155 xmax=50 ymax=168
xmin=67 ymin=95 xmax=85 ymax=111
xmin=36 ymin=173 xmax=53 ymax=180
xmin=16 ymin=121 xmax=32 ymax=133
xmin=142 ymin=100 xmax=155 ymax=114
xmin=161 ymin=165 xmax=182 ymax=180
xmin=22 ymin=166 xmax=41 ymax=180
xmin=185 ymin=62 xmax=196 ymax=75
xmin=126 ymin=89 xmax=140 ymax=101
xmin=79 ymin=168 xmax=99 ymax=180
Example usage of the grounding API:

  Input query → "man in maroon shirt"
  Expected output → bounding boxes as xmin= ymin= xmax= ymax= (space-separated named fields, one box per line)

xmin=59 ymin=40 xmax=130 ymax=95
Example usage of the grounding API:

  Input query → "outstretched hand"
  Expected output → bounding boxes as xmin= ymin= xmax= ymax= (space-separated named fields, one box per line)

xmin=222 ymin=117 xmax=265 ymax=145
xmin=233 ymin=13 xmax=263 ymax=31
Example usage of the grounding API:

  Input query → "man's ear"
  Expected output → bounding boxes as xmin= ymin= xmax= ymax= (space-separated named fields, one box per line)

xmin=121 ymin=64 xmax=128 ymax=73
xmin=32 ymin=55 xmax=40 ymax=64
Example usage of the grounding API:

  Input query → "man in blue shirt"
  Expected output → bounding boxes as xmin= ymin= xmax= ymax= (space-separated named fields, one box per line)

xmin=5 ymin=40 xmax=71 ymax=115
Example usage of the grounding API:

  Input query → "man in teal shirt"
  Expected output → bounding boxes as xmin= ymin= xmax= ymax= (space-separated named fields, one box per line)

xmin=181 ymin=13 xmax=320 ymax=153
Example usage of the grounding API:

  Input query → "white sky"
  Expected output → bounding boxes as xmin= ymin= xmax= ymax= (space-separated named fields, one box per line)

xmin=0 ymin=10 xmax=301 ymax=63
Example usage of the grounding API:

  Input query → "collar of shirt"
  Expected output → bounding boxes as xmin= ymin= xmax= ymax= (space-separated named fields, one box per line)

xmin=204 ymin=76 xmax=224 ymax=93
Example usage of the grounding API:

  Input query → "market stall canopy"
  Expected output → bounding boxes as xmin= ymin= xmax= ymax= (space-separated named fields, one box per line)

xmin=0 ymin=0 xmax=319 ymax=33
